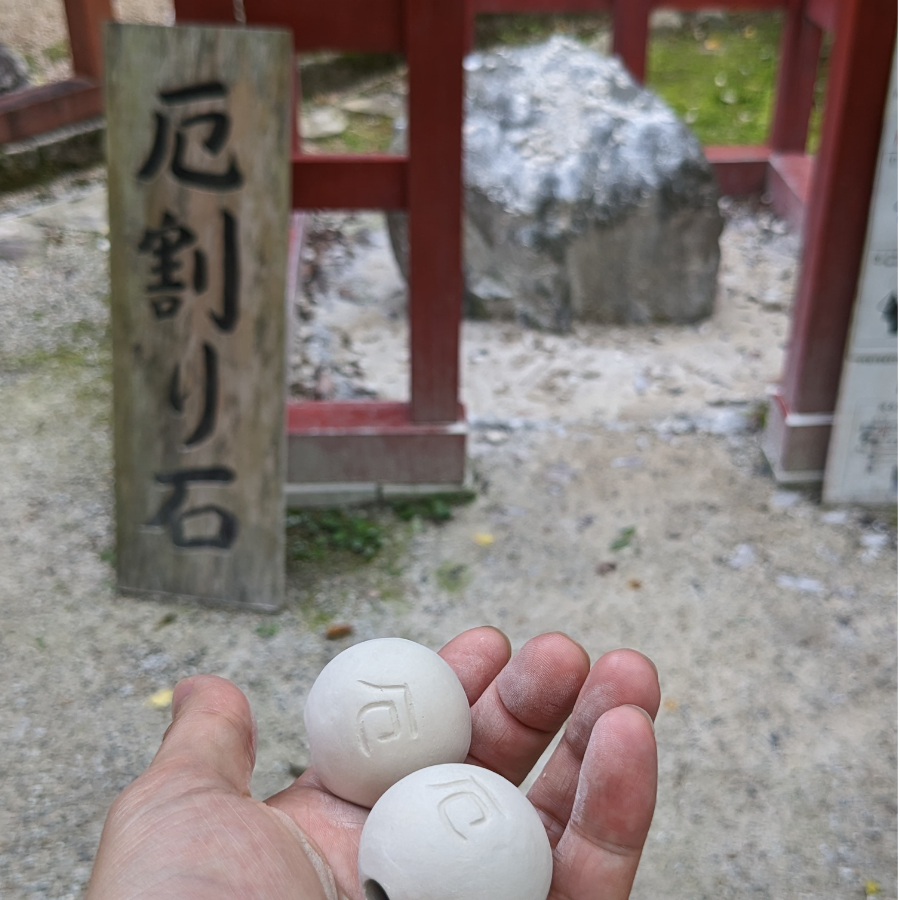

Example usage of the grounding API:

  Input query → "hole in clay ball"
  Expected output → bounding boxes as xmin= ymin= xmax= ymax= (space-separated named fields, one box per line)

xmin=363 ymin=879 xmax=390 ymax=900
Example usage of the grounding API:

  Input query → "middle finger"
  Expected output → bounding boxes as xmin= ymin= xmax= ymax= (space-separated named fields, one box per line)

xmin=466 ymin=632 xmax=591 ymax=786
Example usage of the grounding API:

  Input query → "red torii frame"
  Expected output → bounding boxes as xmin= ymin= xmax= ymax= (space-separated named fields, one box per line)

xmin=3 ymin=0 xmax=895 ymax=488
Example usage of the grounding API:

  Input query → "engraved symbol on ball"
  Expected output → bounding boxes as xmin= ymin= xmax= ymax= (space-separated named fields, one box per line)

xmin=356 ymin=681 xmax=418 ymax=757
xmin=429 ymin=775 xmax=504 ymax=840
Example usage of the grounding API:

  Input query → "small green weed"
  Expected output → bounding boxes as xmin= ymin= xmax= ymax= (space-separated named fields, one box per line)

xmin=255 ymin=621 xmax=281 ymax=639
xmin=748 ymin=400 xmax=769 ymax=432
xmin=389 ymin=490 xmax=477 ymax=524
xmin=286 ymin=509 xmax=383 ymax=561
xmin=99 ymin=547 xmax=116 ymax=566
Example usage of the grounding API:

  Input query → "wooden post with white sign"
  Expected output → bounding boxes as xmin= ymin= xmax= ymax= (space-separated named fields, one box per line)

xmin=106 ymin=23 xmax=291 ymax=610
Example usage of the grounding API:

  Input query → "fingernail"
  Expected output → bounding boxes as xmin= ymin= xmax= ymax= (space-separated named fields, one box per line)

xmin=171 ymin=678 xmax=195 ymax=719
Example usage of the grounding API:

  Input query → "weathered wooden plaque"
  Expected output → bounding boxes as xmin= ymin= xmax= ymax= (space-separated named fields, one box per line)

xmin=106 ymin=23 xmax=291 ymax=610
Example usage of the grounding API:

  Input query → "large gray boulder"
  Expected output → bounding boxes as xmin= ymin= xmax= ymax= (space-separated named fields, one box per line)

xmin=389 ymin=36 xmax=722 ymax=330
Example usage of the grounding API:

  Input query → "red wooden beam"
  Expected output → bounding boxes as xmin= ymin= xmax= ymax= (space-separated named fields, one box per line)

xmin=171 ymin=0 xmax=234 ymax=24
xmin=293 ymin=156 xmax=407 ymax=209
xmin=406 ymin=0 xmax=465 ymax=423
xmin=176 ymin=0 xmax=406 ymax=51
xmin=705 ymin=144 xmax=770 ymax=195
xmin=0 ymin=79 xmax=102 ymax=144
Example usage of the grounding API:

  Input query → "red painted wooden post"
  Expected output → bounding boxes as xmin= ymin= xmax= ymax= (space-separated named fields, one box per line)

xmin=770 ymin=0 xmax=823 ymax=154
xmin=804 ymin=0 xmax=839 ymax=31
xmin=65 ymin=0 xmax=114 ymax=80
xmin=765 ymin=0 xmax=897 ymax=479
xmin=407 ymin=0 xmax=466 ymax=423
xmin=612 ymin=0 xmax=651 ymax=83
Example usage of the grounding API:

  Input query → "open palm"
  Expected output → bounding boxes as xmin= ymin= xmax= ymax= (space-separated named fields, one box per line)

xmin=87 ymin=628 xmax=659 ymax=900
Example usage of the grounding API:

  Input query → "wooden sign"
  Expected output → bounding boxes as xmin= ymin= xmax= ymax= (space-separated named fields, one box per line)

xmin=106 ymin=23 xmax=291 ymax=610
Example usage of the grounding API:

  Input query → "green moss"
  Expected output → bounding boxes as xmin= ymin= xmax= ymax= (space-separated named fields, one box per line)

xmin=44 ymin=40 xmax=70 ymax=64
xmin=286 ymin=508 xmax=384 ymax=561
xmin=306 ymin=113 xmax=396 ymax=155
xmin=435 ymin=561 xmax=472 ymax=593
xmin=389 ymin=490 xmax=476 ymax=524
xmin=3 ymin=315 xmax=112 ymax=430
xmin=648 ymin=13 xmax=829 ymax=150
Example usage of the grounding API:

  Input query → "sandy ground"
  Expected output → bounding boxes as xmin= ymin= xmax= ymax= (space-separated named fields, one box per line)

xmin=0 ymin=166 xmax=896 ymax=900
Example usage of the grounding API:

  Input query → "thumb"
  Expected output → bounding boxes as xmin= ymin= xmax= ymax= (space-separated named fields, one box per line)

xmin=150 ymin=675 xmax=257 ymax=796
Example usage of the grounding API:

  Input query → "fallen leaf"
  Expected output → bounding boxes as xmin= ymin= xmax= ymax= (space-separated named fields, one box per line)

xmin=595 ymin=561 xmax=617 ymax=576
xmin=628 ymin=578 xmax=643 ymax=590
xmin=865 ymin=879 xmax=882 ymax=897
xmin=325 ymin=622 xmax=354 ymax=640
xmin=146 ymin=688 xmax=173 ymax=710
xmin=473 ymin=532 xmax=495 ymax=546
xmin=609 ymin=526 xmax=636 ymax=551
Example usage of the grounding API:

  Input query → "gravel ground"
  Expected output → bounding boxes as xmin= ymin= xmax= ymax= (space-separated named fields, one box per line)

xmin=0 ymin=170 xmax=896 ymax=900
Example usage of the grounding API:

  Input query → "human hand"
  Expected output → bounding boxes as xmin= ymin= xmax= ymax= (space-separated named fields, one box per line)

xmin=86 ymin=627 xmax=659 ymax=900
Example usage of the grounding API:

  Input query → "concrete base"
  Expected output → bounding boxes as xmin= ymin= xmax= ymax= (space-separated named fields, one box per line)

xmin=285 ymin=480 xmax=471 ymax=508
xmin=763 ymin=388 xmax=833 ymax=484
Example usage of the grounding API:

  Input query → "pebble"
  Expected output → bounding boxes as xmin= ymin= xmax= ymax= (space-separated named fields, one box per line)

xmin=770 ymin=490 xmax=802 ymax=509
xmin=301 ymin=107 xmax=348 ymax=140
xmin=776 ymin=574 xmax=824 ymax=594
xmin=727 ymin=543 xmax=756 ymax=569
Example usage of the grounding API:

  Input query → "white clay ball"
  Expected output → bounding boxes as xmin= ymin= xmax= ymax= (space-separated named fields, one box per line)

xmin=304 ymin=638 xmax=472 ymax=808
xmin=358 ymin=762 xmax=553 ymax=900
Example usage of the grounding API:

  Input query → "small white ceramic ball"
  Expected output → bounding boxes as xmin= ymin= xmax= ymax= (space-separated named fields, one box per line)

xmin=358 ymin=762 xmax=553 ymax=900
xmin=304 ymin=638 xmax=472 ymax=808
